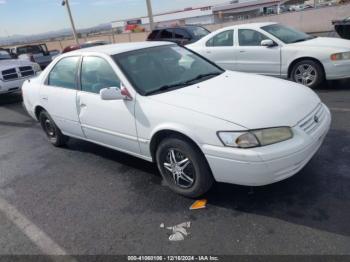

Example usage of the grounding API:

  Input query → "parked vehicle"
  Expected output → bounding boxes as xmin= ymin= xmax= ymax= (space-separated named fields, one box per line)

xmin=333 ymin=16 xmax=350 ymax=40
xmin=0 ymin=48 xmax=41 ymax=94
xmin=22 ymin=42 xmax=331 ymax=197
xmin=62 ymin=40 xmax=110 ymax=54
xmin=187 ymin=22 xmax=350 ymax=88
xmin=147 ymin=26 xmax=210 ymax=45
xmin=10 ymin=44 xmax=58 ymax=69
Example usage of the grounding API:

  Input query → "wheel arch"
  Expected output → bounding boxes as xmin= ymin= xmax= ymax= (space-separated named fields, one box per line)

xmin=149 ymin=129 xmax=204 ymax=163
xmin=287 ymin=57 xmax=325 ymax=79
xmin=34 ymin=105 xmax=47 ymax=121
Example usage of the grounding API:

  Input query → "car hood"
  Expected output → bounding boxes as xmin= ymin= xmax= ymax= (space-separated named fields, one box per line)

xmin=149 ymin=71 xmax=321 ymax=129
xmin=0 ymin=59 xmax=34 ymax=71
xmin=291 ymin=37 xmax=350 ymax=50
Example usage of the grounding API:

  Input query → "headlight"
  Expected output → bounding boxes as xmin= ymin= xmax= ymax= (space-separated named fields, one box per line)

xmin=218 ymin=127 xmax=293 ymax=148
xmin=32 ymin=63 xmax=41 ymax=72
xmin=330 ymin=52 xmax=350 ymax=61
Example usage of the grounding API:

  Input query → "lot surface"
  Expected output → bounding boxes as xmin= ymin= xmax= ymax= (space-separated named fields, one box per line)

xmin=0 ymin=79 xmax=349 ymax=255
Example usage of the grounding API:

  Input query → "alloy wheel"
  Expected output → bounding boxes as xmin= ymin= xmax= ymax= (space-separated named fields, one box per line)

xmin=294 ymin=64 xmax=318 ymax=87
xmin=163 ymin=149 xmax=195 ymax=189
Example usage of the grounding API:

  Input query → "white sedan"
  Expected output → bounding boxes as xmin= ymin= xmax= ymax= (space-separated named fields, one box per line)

xmin=22 ymin=42 xmax=331 ymax=197
xmin=187 ymin=22 xmax=350 ymax=88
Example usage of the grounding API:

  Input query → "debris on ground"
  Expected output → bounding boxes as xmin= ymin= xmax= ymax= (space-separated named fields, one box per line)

xmin=160 ymin=221 xmax=191 ymax=241
xmin=190 ymin=199 xmax=207 ymax=210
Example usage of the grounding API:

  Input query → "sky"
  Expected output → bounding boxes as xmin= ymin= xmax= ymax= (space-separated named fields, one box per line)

xmin=0 ymin=0 xmax=230 ymax=37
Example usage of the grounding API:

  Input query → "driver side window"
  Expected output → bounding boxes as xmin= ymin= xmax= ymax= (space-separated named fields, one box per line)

xmin=81 ymin=56 xmax=121 ymax=94
xmin=206 ymin=30 xmax=234 ymax=47
xmin=238 ymin=29 xmax=269 ymax=46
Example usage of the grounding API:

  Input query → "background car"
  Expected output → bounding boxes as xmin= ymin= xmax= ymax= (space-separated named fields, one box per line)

xmin=333 ymin=16 xmax=350 ymax=40
xmin=147 ymin=25 xmax=210 ymax=45
xmin=0 ymin=48 xmax=41 ymax=94
xmin=187 ymin=22 xmax=350 ymax=88
xmin=10 ymin=43 xmax=57 ymax=69
xmin=22 ymin=42 xmax=331 ymax=197
xmin=62 ymin=40 xmax=110 ymax=54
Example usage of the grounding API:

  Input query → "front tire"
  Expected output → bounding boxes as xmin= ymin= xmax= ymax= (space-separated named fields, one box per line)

xmin=291 ymin=60 xmax=325 ymax=88
xmin=39 ymin=111 xmax=68 ymax=147
xmin=156 ymin=136 xmax=214 ymax=198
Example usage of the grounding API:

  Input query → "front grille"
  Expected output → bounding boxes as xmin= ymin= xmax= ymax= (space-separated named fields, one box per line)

xmin=2 ymin=68 xmax=18 ymax=81
xmin=1 ymin=66 xmax=34 ymax=82
xmin=299 ymin=104 xmax=326 ymax=135
xmin=19 ymin=66 xmax=34 ymax=77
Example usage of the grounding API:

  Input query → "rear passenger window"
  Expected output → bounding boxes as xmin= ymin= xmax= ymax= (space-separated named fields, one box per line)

xmin=206 ymin=30 xmax=234 ymax=47
xmin=174 ymin=29 xmax=190 ymax=39
xmin=48 ymin=56 xmax=79 ymax=89
xmin=148 ymin=30 xmax=160 ymax=40
xmin=160 ymin=29 xmax=173 ymax=39
xmin=81 ymin=56 xmax=120 ymax=94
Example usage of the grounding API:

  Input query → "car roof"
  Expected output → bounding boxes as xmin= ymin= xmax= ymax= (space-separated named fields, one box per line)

xmin=221 ymin=22 xmax=277 ymax=30
xmin=153 ymin=25 xmax=205 ymax=30
xmin=68 ymin=41 xmax=173 ymax=56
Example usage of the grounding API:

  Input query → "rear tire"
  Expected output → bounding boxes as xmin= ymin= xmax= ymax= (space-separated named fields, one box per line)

xmin=39 ymin=111 xmax=69 ymax=147
xmin=291 ymin=60 xmax=325 ymax=88
xmin=156 ymin=136 xmax=214 ymax=198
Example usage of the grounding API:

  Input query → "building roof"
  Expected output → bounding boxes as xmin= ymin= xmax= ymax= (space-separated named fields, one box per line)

xmin=213 ymin=0 xmax=283 ymax=13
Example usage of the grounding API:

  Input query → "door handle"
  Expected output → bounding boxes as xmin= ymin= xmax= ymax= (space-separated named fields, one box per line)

xmin=80 ymin=103 xmax=86 ymax=108
xmin=41 ymin=97 xmax=48 ymax=101
xmin=206 ymin=51 xmax=211 ymax=54
xmin=239 ymin=50 xmax=246 ymax=53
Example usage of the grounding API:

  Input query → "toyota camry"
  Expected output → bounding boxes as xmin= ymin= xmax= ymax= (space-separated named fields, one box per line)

xmin=22 ymin=42 xmax=331 ymax=197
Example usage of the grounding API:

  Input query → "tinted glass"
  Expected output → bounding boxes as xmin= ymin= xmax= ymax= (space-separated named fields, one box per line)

xmin=174 ymin=29 xmax=190 ymax=39
xmin=261 ymin=24 xmax=314 ymax=44
xmin=148 ymin=30 xmax=160 ymax=40
xmin=81 ymin=56 xmax=120 ymax=94
xmin=160 ymin=29 xmax=173 ymax=39
xmin=206 ymin=30 xmax=234 ymax=47
xmin=0 ymin=50 xmax=11 ymax=60
xmin=114 ymin=45 xmax=223 ymax=96
xmin=17 ymin=45 xmax=42 ymax=55
xmin=48 ymin=56 xmax=79 ymax=89
xmin=187 ymin=26 xmax=210 ymax=39
xmin=238 ymin=29 xmax=269 ymax=46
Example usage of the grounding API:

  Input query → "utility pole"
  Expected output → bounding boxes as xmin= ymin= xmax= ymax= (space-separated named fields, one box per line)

xmin=62 ymin=0 xmax=79 ymax=45
xmin=146 ymin=0 xmax=155 ymax=31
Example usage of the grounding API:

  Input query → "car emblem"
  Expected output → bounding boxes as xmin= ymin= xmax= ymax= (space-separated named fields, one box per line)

xmin=314 ymin=115 xmax=319 ymax=123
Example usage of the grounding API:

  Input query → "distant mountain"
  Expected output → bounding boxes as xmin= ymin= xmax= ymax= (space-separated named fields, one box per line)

xmin=0 ymin=23 xmax=112 ymax=46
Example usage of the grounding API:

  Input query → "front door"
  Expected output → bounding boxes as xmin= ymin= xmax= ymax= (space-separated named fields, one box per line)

xmin=77 ymin=55 xmax=140 ymax=155
xmin=235 ymin=29 xmax=281 ymax=76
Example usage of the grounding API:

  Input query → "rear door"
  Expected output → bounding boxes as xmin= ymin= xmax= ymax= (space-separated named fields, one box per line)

xmin=235 ymin=29 xmax=281 ymax=76
xmin=198 ymin=30 xmax=236 ymax=70
xmin=39 ymin=56 xmax=85 ymax=138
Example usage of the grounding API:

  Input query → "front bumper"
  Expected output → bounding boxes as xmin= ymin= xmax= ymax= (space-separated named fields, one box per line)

xmin=202 ymin=104 xmax=332 ymax=186
xmin=324 ymin=59 xmax=350 ymax=80
xmin=0 ymin=78 xmax=27 ymax=94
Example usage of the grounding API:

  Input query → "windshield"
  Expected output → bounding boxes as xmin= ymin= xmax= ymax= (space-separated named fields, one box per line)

xmin=261 ymin=24 xmax=314 ymax=44
xmin=17 ymin=45 xmax=43 ymax=55
xmin=113 ymin=45 xmax=223 ymax=96
xmin=187 ymin=26 xmax=210 ymax=39
xmin=0 ymin=50 xmax=11 ymax=60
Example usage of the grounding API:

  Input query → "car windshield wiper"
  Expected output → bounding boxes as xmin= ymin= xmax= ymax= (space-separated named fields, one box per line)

xmin=146 ymin=82 xmax=187 ymax=95
xmin=146 ymin=72 xmax=222 ymax=96
xmin=291 ymin=36 xmax=315 ymax=43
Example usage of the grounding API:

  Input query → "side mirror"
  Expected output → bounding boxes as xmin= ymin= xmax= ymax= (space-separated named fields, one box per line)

xmin=100 ymin=87 xmax=124 ymax=101
xmin=261 ymin=39 xmax=276 ymax=47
